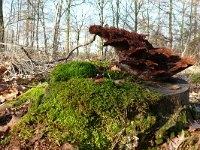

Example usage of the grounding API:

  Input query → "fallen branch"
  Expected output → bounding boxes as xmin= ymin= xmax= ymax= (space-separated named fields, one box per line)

xmin=0 ymin=34 xmax=97 ymax=65
xmin=20 ymin=46 xmax=38 ymax=65
xmin=45 ymin=35 xmax=97 ymax=64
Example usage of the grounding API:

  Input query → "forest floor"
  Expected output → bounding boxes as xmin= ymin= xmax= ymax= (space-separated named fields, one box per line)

xmin=0 ymin=64 xmax=200 ymax=149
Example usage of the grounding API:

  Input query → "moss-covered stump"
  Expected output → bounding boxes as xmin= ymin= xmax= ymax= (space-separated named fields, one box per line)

xmin=0 ymin=61 xmax=192 ymax=150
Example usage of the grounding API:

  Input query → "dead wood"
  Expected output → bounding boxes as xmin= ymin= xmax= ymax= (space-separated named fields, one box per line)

xmin=89 ymin=25 xmax=195 ymax=80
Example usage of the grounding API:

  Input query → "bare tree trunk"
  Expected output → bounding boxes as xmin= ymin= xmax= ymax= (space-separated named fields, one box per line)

xmin=169 ymin=0 xmax=173 ymax=49
xmin=189 ymin=0 xmax=193 ymax=43
xmin=134 ymin=0 xmax=138 ymax=32
xmin=25 ymin=0 xmax=30 ymax=46
xmin=16 ymin=0 xmax=22 ymax=44
xmin=146 ymin=0 xmax=150 ymax=36
xmin=41 ymin=3 xmax=48 ymax=53
xmin=76 ymin=30 xmax=80 ymax=56
xmin=116 ymin=0 xmax=119 ymax=28
xmin=31 ymin=4 xmax=35 ymax=47
xmin=65 ymin=0 xmax=71 ymax=54
xmin=98 ymin=0 xmax=105 ymax=58
xmin=194 ymin=0 xmax=198 ymax=38
xmin=180 ymin=0 xmax=186 ymax=49
xmin=0 ymin=0 xmax=4 ymax=48
xmin=36 ymin=0 xmax=40 ymax=49
xmin=53 ymin=0 xmax=63 ymax=51
xmin=110 ymin=1 xmax=115 ymax=26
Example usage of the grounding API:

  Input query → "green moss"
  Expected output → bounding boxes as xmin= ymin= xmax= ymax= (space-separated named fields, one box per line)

xmin=0 ymin=136 xmax=10 ymax=146
xmin=104 ymin=70 xmax=141 ymax=82
xmin=11 ymin=77 xmax=160 ymax=149
xmin=50 ymin=61 xmax=98 ymax=82
xmin=155 ymin=108 xmax=189 ymax=146
xmin=190 ymin=73 xmax=200 ymax=83
xmin=90 ymin=60 xmax=111 ymax=68
xmin=11 ymin=82 xmax=48 ymax=107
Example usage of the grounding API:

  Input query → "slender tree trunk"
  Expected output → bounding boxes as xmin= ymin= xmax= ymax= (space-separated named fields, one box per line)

xmin=76 ymin=30 xmax=80 ymax=56
xmin=16 ymin=0 xmax=22 ymax=44
xmin=66 ymin=0 xmax=71 ymax=54
xmin=31 ymin=4 xmax=35 ymax=47
xmin=111 ymin=1 xmax=115 ymax=26
xmin=194 ymin=0 xmax=198 ymax=38
xmin=116 ymin=0 xmax=119 ymax=28
xmin=180 ymin=0 xmax=186 ymax=49
xmin=25 ymin=0 xmax=30 ymax=46
xmin=146 ymin=0 xmax=150 ymax=36
xmin=169 ymin=0 xmax=173 ymax=49
xmin=189 ymin=0 xmax=193 ymax=43
xmin=53 ymin=0 xmax=63 ymax=51
xmin=0 ymin=0 xmax=4 ymax=48
xmin=36 ymin=0 xmax=40 ymax=49
xmin=41 ymin=3 xmax=47 ymax=53
xmin=98 ymin=0 xmax=104 ymax=58
xmin=134 ymin=0 xmax=138 ymax=32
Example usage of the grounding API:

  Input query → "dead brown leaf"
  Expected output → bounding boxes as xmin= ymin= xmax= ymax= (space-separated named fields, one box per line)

xmin=111 ymin=65 xmax=121 ymax=71
xmin=114 ymin=79 xmax=125 ymax=84
xmin=189 ymin=121 xmax=200 ymax=132
xmin=2 ymin=87 xmax=19 ymax=101
xmin=0 ymin=115 xmax=20 ymax=133
xmin=60 ymin=143 xmax=74 ymax=150
xmin=168 ymin=130 xmax=186 ymax=150
xmin=94 ymin=78 xmax=104 ymax=83
xmin=7 ymin=115 xmax=21 ymax=128
xmin=0 ymin=65 xmax=7 ymax=75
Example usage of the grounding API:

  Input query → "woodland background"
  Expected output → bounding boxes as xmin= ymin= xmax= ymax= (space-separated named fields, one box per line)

xmin=0 ymin=0 xmax=199 ymax=65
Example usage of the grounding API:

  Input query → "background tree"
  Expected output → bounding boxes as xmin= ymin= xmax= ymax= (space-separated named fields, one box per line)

xmin=0 ymin=0 xmax=4 ymax=49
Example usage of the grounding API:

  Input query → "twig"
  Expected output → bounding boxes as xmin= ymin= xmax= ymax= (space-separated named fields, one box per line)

xmin=20 ymin=46 xmax=38 ymax=65
xmin=45 ymin=35 xmax=97 ymax=64
xmin=111 ymin=127 xmax=126 ymax=150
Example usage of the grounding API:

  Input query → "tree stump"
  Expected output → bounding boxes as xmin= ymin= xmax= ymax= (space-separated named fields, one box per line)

xmin=144 ymin=77 xmax=190 ymax=115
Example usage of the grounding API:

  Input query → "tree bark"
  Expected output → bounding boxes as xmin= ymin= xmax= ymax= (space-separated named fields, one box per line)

xmin=168 ymin=0 xmax=173 ymax=49
xmin=180 ymin=0 xmax=186 ymax=50
xmin=65 ymin=0 xmax=71 ymax=54
xmin=53 ymin=0 xmax=63 ymax=51
xmin=134 ymin=0 xmax=138 ymax=32
xmin=16 ymin=0 xmax=22 ymax=44
xmin=116 ymin=0 xmax=119 ymax=28
xmin=25 ymin=0 xmax=30 ymax=47
xmin=194 ymin=0 xmax=198 ymax=38
xmin=0 ymin=0 xmax=4 ymax=49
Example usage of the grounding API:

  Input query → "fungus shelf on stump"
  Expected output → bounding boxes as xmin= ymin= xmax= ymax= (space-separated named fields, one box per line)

xmin=89 ymin=25 xmax=195 ymax=81
xmin=89 ymin=25 xmax=193 ymax=115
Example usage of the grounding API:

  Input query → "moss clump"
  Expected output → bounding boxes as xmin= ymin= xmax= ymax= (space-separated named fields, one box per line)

xmin=50 ymin=61 xmax=98 ymax=82
xmin=190 ymin=73 xmax=200 ymax=83
xmin=104 ymin=70 xmax=141 ymax=82
xmin=11 ymin=76 xmax=160 ymax=149
xmin=10 ymin=82 xmax=48 ymax=107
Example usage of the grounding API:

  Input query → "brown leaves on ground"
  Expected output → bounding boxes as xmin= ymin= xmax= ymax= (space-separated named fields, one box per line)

xmin=0 ymin=115 xmax=21 ymax=133
xmin=168 ymin=130 xmax=186 ymax=150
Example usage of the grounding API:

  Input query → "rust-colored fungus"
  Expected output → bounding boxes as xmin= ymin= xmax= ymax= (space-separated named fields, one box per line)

xmin=89 ymin=25 xmax=195 ymax=80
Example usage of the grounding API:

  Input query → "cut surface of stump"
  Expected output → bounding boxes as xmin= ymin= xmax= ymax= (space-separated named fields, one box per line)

xmin=144 ymin=77 xmax=189 ymax=115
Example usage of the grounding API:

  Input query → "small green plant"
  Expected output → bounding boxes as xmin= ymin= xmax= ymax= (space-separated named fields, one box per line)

xmin=190 ymin=73 xmax=200 ymax=83
xmin=50 ymin=61 xmax=98 ymax=82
